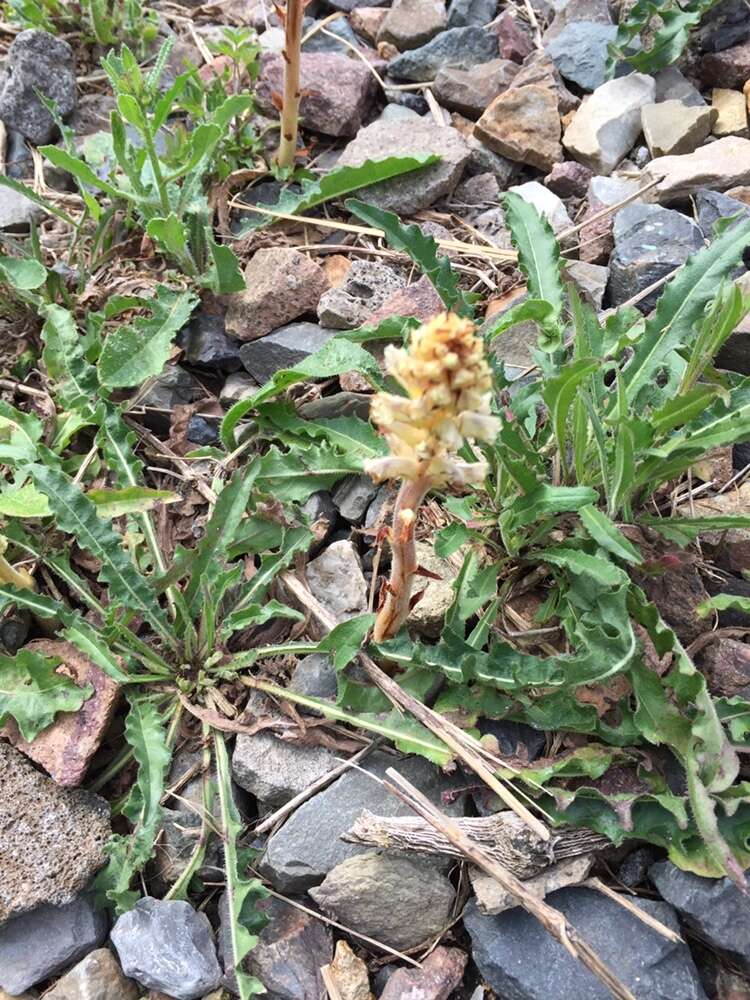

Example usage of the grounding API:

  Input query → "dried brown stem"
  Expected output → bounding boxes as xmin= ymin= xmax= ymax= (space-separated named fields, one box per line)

xmin=277 ymin=0 xmax=304 ymax=169
xmin=372 ymin=476 xmax=430 ymax=642
xmin=383 ymin=768 xmax=636 ymax=1000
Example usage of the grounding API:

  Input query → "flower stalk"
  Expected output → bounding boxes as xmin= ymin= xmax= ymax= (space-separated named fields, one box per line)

xmin=365 ymin=313 xmax=500 ymax=642
xmin=276 ymin=0 xmax=304 ymax=169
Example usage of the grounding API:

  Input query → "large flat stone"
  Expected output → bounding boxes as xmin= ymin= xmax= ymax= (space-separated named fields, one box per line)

xmin=643 ymin=136 xmax=750 ymax=203
xmin=337 ymin=120 xmax=470 ymax=214
xmin=0 ymin=743 xmax=110 ymax=923
xmin=259 ymin=752 xmax=468 ymax=892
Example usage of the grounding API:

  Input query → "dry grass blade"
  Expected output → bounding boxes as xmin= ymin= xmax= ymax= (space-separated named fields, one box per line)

xmin=279 ymin=572 xmax=551 ymax=840
xmin=584 ymin=877 xmax=683 ymax=943
xmin=383 ymin=767 xmax=637 ymax=1000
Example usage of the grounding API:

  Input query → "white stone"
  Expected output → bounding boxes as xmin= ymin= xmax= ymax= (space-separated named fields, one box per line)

xmin=506 ymin=180 xmax=572 ymax=233
xmin=563 ymin=73 xmax=656 ymax=175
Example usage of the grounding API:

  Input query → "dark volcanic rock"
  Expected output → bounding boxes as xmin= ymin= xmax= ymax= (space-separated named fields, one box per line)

xmin=650 ymin=861 xmax=750 ymax=973
xmin=607 ymin=203 xmax=704 ymax=311
xmin=179 ymin=310 xmax=243 ymax=370
xmin=464 ymin=888 xmax=706 ymax=999
xmin=0 ymin=894 xmax=108 ymax=995
xmin=240 ymin=323 xmax=337 ymax=384
xmin=0 ymin=30 xmax=76 ymax=144
xmin=388 ymin=26 xmax=499 ymax=81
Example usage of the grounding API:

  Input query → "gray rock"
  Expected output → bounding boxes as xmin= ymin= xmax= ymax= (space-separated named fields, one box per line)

xmin=0 ymin=895 xmax=108 ymax=995
xmin=309 ymin=851 xmax=455 ymax=951
xmin=157 ymin=806 xmax=224 ymax=886
xmin=547 ymin=22 xmax=618 ymax=91
xmin=471 ymin=854 xmax=594 ymax=915
xmin=465 ymin=135 xmax=518 ymax=186
xmin=317 ymin=260 xmax=406 ymax=330
xmin=388 ymin=26 xmax=499 ymax=81
xmin=0 ymin=186 xmax=44 ymax=230
xmin=5 ymin=129 xmax=33 ymax=179
xmin=239 ymin=323 xmax=338 ymax=384
xmin=0 ymin=743 xmax=110 ymax=923
xmin=332 ymin=474 xmax=380 ymax=523
xmin=336 ymin=120 xmax=471 ymax=214
xmin=219 ymin=893 xmax=331 ymax=998
xmin=375 ymin=102 xmax=423 ymax=123
xmin=0 ymin=30 xmax=76 ymax=144
xmin=232 ymin=732 xmax=338 ymax=806
xmin=464 ymin=887 xmax=707 ymax=999
xmin=563 ymin=73 xmax=656 ymax=175
xmin=142 ymin=366 xmax=202 ymax=410
xmin=608 ymin=203 xmax=704 ymax=311
xmin=187 ymin=414 xmax=219 ymax=446
xmin=543 ymin=0 xmax=612 ymax=42
xmin=322 ymin=0 xmax=389 ymax=11
xmin=653 ymin=65 xmax=706 ymax=107
xmin=454 ymin=171 xmax=501 ymax=205
xmin=616 ymin=846 xmax=660 ymax=888
xmin=447 ymin=0 xmax=496 ymax=27
xmin=650 ymin=860 xmax=750 ymax=972
xmin=220 ymin=371 xmax=260 ymax=408
xmin=696 ymin=0 xmax=750 ymax=53
xmin=301 ymin=490 xmax=337 ymax=549
xmin=41 ymin=947 xmax=139 ymax=1000
xmin=643 ymin=136 xmax=750 ymax=203
xmin=259 ymin=752 xmax=468 ymax=892
xmin=111 ymin=897 xmax=222 ymax=1000
xmin=179 ymin=310 xmax=243 ymax=370
xmin=508 ymin=179 xmax=572 ymax=234
xmin=564 ymin=260 xmax=609 ymax=309
xmin=695 ymin=187 xmax=750 ymax=240
xmin=290 ymin=653 xmax=339 ymax=700
xmin=306 ymin=539 xmax=368 ymax=621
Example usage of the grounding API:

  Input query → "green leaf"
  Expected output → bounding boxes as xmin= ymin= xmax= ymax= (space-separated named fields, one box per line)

xmin=639 ymin=513 xmax=750 ymax=546
xmin=317 ymin=614 xmax=375 ymax=671
xmin=206 ymin=232 xmax=245 ymax=294
xmin=184 ymin=465 xmax=259 ymax=609
xmin=650 ymin=386 xmax=722 ymax=436
xmin=537 ymin=546 xmax=628 ymax=587
xmin=146 ymin=214 xmax=189 ymax=259
xmin=240 ymin=156 xmax=439 ymax=232
xmin=256 ymin=443 xmax=364 ymax=502
xmin=0 ymin=484 xmax=50 ymax=517
xmin=697 ymin=594 xmax=750 ymax=618
xmin=624 ymin=218 xmax=750 ymax=406
xmin=542 ymin=359 xmax=599 ymax=479
xmin=347 ymin=199 xmax=467 ymax=313
xmin=502 ymin=484 xmax=599 ymax=531
xmin=578 ymin=505 xmax=642 ymax=565
xmin=87 ymin=486 xmax=179 ymax=518
xmin=257 ymin=402 xmax=385 ymax=458
xmin=0 ymin=648 xmax=92 ymax=741
xmin=434 ymin=522 xmax=471 ymax=558
xmin=501 ymin=192 xmax=565 ymax=348
xmin=223 ymin=526 xmax=312 ymax=629
xmin=39 ymin=144 xmax=126 ymax=202
xmin=0 ymin=401 xmax=43 ymax=465
xmin=96 ymin=696 xmax=171 ymax=913
xmin=98 ymin=286 xmax=199 ymax=388
xmin=0 ymin=255 xmax=47 ymax=290
xmin=41 ymin=305 xmax=98 ymax=412
xmin=29 ymin=463 xmax=173 ymax=644
xmin=482 ymin=298 xmax=555 ymax=341
xmin=214 ymin=732 xmax=268 ymax=998
xmin=607 ymin=0 xmax=720 ymax=74
xmin=221 ymin=338 xmax=383 ymax=450
xmin=221 ymin=599 xmax=304 ymax=633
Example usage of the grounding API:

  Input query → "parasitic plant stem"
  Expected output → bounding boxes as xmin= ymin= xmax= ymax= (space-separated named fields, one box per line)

xmin=366 ymin=313 xmax=500 ymax=642
xmin=372 ymin=476 xmax=430 ymax=643
xmin=276 ymin=0 xmax=304 ymax=169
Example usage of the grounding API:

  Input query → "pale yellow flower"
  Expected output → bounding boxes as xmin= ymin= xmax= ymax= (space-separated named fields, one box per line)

xmin=365 ymin=313 xmax=499 ymax=488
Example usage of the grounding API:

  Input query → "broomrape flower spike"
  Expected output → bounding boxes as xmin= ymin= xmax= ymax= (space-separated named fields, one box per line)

xmin=366 ymin=312 xmax=500 ymax=642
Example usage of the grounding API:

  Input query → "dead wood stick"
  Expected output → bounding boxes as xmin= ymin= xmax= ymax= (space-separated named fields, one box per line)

xmin=279 ymin=572 xmax=551 ymax=840
xmin=584 ymin=877 xmax=683 ymax=943
xmin=383 ymin=767 xmax=636 ymax=1000
xmin=343 ymin=809 xmax=610 ymax=878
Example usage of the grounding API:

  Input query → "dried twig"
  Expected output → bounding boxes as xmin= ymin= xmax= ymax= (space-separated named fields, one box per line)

xmin=383 ymin=768 xmax=636 ymax=1000
xmin=584 ymin=877 xmax=683 ymax=943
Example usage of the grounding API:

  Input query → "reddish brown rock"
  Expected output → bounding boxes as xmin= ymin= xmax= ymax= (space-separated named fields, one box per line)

xmin=545 ymin=160 xmax=594 ymax=198
xmin=377 ymin=0 xmax=446 ymax=50
xmin=379 ymin=946 xmax=467 ymax=999
xmin=698 ymin=638 xmax=750 ymax=699
xmin=510 ymin=51 xmax=580 ymax=115
xmin=255 ymin=52 xmax=377 ymax=137
xmin=3 ymin=639 xmax=119 ymax=787
xmin=434 ymin=58 xmax=519 ymax=118
xmin=494 ymin=10 xmax=534 ymax=62
xmin=474 ymin=84 xmax=563 ymax=172
xmin=349 ymin=6 xmax=388 ymax=44
xmin=636 ymin=565 xmax=710 ymax=646
xmin=700 ymin=40 xmax=750 ymax=90
xmin=226 ymin=248 xmax=329 ymax=341
xmin=366 ymin=274 xmax=444 ymax=324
